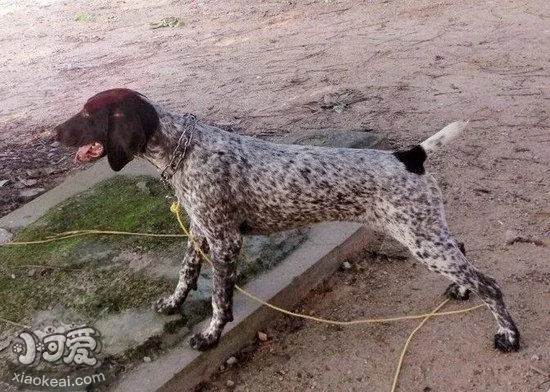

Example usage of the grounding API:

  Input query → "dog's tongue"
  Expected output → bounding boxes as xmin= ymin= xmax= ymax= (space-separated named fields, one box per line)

xmin=74 ymin=143 xmax=104 ymax=163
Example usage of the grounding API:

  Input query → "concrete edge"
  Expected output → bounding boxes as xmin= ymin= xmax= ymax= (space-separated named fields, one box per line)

xmin=113 ymin=223 xmax=379 ymax=392
xmin=0 ymin=159 xmax=157 ymax=231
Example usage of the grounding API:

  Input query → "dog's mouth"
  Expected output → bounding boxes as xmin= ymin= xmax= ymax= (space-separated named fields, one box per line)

xmin=74 ymin=142 xmax=105 ymax=163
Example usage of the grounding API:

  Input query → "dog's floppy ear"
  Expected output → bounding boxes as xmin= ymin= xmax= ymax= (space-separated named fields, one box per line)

xmin=106 ymin=108 xmax=147 ymax=171
xmin=105 ymin=92 xmax=159 ymax=171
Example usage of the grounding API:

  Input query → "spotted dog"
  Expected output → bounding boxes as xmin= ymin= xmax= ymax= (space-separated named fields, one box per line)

xmin=54 ymin=88 xmax=520 ymax=352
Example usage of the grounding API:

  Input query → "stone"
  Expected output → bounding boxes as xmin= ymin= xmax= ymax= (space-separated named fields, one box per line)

xmin=505 ymin=230 xmax=520 ymax=245
xmin=20 ymin=178 xmax=38 ymax=187
xmin=226 ymin=356 xmax=238 ymax=366
xmin=26 ymin=169 xmax=41 ymax=178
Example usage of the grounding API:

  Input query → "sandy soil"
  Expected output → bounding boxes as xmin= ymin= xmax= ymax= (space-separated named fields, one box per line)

xmin=0 ymin=0 xmax=548 ymax=391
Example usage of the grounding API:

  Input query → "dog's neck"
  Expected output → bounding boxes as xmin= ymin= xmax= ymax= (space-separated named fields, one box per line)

xmin=139 ymin=105 xmax=196 ymax=174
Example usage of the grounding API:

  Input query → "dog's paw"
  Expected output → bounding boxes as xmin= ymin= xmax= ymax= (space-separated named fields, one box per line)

xmin=444 ymin=283 xmax=471 ymax=301
xmin=189 ymin=332 xmax=220 ymax=351
xmin=494 ymin=327 xmax=520 ymax=352
xmin=153 ymin=296 xmax=181 ymax=315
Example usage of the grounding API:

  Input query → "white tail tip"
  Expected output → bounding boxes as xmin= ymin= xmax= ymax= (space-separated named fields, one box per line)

xmin=420 ymin=120 xmax=469 ymax=154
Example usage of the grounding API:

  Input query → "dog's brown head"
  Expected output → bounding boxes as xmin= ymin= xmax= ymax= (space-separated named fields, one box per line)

xmin=55 ymin=88 xmax=159 ymax=171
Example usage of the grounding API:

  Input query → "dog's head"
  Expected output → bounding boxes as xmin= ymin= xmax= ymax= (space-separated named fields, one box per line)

xmin=54 ymin=88 xmax=159 ymax=171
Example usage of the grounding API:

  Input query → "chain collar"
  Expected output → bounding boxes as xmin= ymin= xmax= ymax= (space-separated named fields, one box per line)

xmin=160 ymin=115 xmax=196 ymax=187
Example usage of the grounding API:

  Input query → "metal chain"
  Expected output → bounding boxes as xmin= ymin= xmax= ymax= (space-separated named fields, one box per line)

xmin=160 ymin=115 xmax=197 ymax=189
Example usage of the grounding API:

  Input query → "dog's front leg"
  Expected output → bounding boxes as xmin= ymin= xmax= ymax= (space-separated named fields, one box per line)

xmin=189 ymin=232 xmax=242 ymax=351
xmin=154 ymin=224 xmax=208 ymax=315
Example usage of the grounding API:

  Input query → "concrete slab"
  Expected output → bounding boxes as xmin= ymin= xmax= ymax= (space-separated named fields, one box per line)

xmin=113 ymin=223 xmax=378 ymax=392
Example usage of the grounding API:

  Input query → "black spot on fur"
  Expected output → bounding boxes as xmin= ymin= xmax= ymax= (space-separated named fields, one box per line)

xmin=393 ymin=145 xmax=427 ymax=175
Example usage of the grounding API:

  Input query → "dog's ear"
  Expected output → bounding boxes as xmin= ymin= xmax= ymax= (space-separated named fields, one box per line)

xmin=104 ymin=92 xmax=159 ymax=171
xmin=106 ymin=108 xmax=147 ymax=171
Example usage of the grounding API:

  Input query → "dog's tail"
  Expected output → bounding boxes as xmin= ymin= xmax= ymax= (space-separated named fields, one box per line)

xmin=419 ymin=120 xmax=469 ymax=155
xmin=393 ymin=121 xmax=469 ymax=175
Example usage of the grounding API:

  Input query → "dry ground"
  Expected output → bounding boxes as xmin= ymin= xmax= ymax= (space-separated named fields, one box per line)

xmin=0 ymin=0 xmax=548 ymax=391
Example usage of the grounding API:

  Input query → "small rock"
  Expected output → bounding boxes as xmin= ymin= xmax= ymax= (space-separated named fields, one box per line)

xmin=143 ymin=356 xmax=152 ymax=363
xmin=226 ymin=356 xmax=238 ymax=366
xmin=51 ymin=141 xmax=60 ymax=148
xmin=226 ymin=380 xmax=235 ymax=387
xmin=20 ymin=178 xmax=38 ymax=187
xmin=0 ymin=179 xmax=9 ymax=187
xmin=342 ymin=261 xmax=352 ymax=270
xmin=505 ymin=230 xmax=520 ymax=245
xmin=11 ymin=274 xmax=16 ymax=279
xmin=258 ymin=331 xmax=268 ymax=342
xmin=26 ymin=169 xmax=41 ymax=178
xmin=27 ymin=269 xmax=36 ymax=277
xmin=0 ymin=228 xmax=13 ymax=244
xmin=530 ymin=354 xmax=541 ymax=361
xmin=45 ymin=167 xmax=57 ymax=175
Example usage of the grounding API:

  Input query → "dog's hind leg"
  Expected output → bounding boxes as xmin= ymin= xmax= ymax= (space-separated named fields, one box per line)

xmin=391 ymin=222 xmax=520 ymax=352
xmin=443 ymin=241 xmax=471 ymax=300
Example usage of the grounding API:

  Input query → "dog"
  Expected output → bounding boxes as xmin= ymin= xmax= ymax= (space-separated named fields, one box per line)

xmin=54 ymin=88 xmax=520 ymax=352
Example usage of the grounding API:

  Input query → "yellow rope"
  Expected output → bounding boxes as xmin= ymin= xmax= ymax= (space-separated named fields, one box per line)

xmin=390 ymin=299 xmax=450 ymax=392
xmin=1 ymin=230 xmax=187 ymax=246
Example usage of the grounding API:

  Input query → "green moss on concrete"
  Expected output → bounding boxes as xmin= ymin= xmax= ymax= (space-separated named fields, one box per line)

xmin=0 ymin=176 xmax=181 ymax=331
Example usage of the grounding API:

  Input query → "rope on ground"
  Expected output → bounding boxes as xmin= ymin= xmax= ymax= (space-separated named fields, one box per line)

xmin=390 ymin=299 xmax=450 ymax=392
xmin=0 ymin=230 xmax=187 ymax=246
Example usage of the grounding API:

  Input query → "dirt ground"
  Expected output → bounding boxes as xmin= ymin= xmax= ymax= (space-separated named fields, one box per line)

xmin=0 ymin=0 xmax=549 ymax=391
